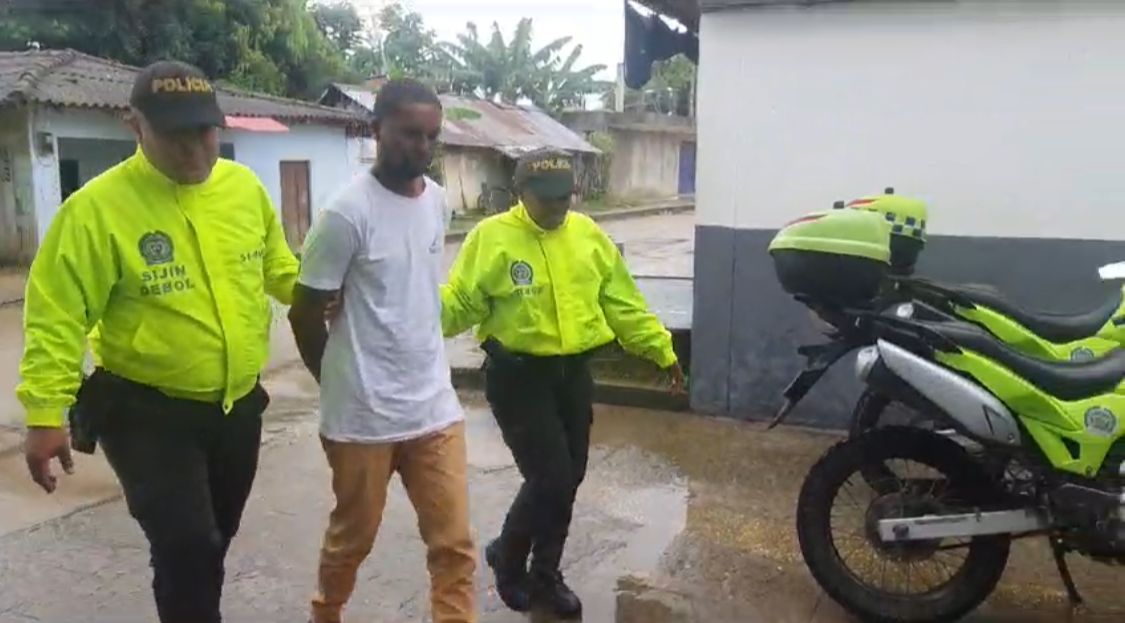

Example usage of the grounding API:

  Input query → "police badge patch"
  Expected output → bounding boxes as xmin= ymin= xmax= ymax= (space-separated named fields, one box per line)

xmin=1070 ymin=347 xmax=1096 ymax=362
xmin=1085 ymin=407 xmax=1118 ymax=438
xmin=139 ymin=231 xmax=174 ymax=266
xmin=510 ymin=260 xmax=533 ymax=286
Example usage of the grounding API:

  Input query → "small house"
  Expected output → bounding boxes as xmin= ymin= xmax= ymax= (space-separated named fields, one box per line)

xmin=0 ymin=49 xmax=370 ymax=264
xmin=320 ymin=83 xmax=600 ymax=214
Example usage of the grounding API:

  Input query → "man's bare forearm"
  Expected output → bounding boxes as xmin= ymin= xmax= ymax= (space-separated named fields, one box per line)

xmin=289 ymin=310 xmax=328 ymax=383
xmin=288 ymin=284 xmax=335 ymax=383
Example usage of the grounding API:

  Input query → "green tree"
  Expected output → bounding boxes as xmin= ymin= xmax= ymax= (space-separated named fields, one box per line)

xmin=312 ymin=1 xmax=364 ymax=53
xmin=606 ymin=54 xmax=696 ymax=115
xmin=0 ymin=0 xmax=347 ymax=100
xmin=375 ymin=3 xmax=441 ymax=79
xmin=440 ymin=18 xmax=607 ymax=113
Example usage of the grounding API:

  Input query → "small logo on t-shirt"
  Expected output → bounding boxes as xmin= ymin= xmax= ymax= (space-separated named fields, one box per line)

xmin=510 ymin=260 xmax=534 ymax=286
xmin=139 ymin=231 xmax=174 ymax=266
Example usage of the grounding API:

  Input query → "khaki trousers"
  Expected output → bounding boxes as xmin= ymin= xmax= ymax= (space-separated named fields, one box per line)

xmin=310 ymin=421 xmax=476 ymax=623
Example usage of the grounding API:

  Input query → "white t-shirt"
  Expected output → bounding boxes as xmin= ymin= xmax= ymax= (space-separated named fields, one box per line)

xmin=298 ymin=172 xmax=462 ymax=443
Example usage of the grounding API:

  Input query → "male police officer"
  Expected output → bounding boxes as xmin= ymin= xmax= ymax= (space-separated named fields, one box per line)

xmin=18 ymin=61 xmax=299 ymax=623
xmin=442 ymin=149 xmax=685 ymax=618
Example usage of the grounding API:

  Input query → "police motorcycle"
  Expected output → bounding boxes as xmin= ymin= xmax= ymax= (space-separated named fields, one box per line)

xmin=768 ymin=208 xmax=1125 ymax=622
xmin=798 ymin=190 xmax=1125 ymax=448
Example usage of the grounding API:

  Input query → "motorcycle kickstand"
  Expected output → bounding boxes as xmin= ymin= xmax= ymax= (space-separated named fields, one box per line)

xmin=1050 ymin=537 xmax=1084 ymax=608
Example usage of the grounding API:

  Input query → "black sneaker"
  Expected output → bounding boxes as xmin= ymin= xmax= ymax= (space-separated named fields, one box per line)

xmin=530 ymin=570 xmax=582 ymax=619
xmin=486 ymin=539 xmax=531 ymax=612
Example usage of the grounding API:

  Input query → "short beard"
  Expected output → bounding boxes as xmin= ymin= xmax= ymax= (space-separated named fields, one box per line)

xmin=378 ymin=158 xmax=429 ymax=182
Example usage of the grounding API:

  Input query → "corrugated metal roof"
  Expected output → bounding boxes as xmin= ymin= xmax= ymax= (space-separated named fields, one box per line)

xmin=329 ymin=83 xmax=598 ymax=157
xmin=0 ymin=49 xmax=366 ymax=125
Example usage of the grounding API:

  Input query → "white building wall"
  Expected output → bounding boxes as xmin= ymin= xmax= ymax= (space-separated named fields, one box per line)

xmin=28 ymin=108 xmax=365 ymax=243
xmin=58 ymin=138 xmax=135 ymax=185
xmin=230 ymin=123 xmax=367 ymax=219
xmin=697 ymin=1 xmax=1125 ymax=240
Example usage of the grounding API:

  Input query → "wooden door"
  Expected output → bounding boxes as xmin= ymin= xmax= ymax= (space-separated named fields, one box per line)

xmin=279 ymin=161 xmax=311 ymax=250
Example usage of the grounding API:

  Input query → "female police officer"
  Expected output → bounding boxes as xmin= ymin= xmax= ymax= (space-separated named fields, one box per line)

xmin=441 ymin=148 xmax=685 ymax=618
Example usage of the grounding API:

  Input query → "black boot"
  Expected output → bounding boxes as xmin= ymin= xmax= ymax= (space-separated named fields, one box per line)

xmin=485 ymin=538 xmax=531 ymax=612
xmin=530 ymin=569 xmax=582 ymax=619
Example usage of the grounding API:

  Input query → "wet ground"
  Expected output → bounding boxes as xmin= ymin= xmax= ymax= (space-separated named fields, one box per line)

xmin=3 ymin=212 xmax=1124 ymax=621
xmin=1 ymin=363 xmax=1124 ymax=622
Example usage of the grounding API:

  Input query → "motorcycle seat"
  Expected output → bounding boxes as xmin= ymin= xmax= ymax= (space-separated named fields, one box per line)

xmin=930 ymin=321 xmax=1125 ymax=401
xmin=924 ymin=281 xmax=1122 ymax=344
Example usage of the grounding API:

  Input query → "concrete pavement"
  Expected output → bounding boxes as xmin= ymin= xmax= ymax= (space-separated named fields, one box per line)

xmin=2 ymin=363 xmax=1125 ymax=621
xmin=5 ymin=211 xmax=1124 ymax=621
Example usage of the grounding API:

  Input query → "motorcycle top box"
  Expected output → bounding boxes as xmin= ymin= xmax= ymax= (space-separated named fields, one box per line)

xmin=768 ymin=209 xmax=891 ymax=306
xmin=846 ymin=187 xmax=928 ymax=275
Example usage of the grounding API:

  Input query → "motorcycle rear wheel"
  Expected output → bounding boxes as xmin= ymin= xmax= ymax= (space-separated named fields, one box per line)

xmin=797 ymin=427 xmax=1010 ymax=623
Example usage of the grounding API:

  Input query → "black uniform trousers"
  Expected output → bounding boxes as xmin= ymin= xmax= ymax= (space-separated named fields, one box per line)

xmin=89 ymin=370 xmax=268 ymax=623
xmin=484 ymin=348 xmax=595 ymax=575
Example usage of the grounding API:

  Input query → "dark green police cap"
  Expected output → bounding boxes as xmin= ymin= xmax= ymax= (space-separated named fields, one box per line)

xmin=514 ymin=149 xmax=575 ymax=200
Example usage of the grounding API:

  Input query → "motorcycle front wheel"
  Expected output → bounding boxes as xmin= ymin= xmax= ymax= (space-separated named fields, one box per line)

xmin=797 ymin=427 xmax=1010 ymax=623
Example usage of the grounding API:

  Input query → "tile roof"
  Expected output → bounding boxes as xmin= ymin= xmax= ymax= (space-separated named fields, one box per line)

xmin=328 ymin=83 xmax=599 ymax=157
xmin=0 ymin=49 xmax=366 ymax=125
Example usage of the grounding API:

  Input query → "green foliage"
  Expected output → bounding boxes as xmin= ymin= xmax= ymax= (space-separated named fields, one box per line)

xmin=312 ymin=1 xmax=363 ymax=52
xmin=588 ymin=131 xmax=615 ymax=155
xmin=446 ymin=107 xmax=483 ymax=122
xmin=376 ymin=3 xmax=441 ymax=79
xmin=605 ymin=54 xmax=696 ymax=115
xmin=0 ymin=0 xmax=612 ymax=109
xmin=0 ymin=0 xmax=345 ymax=99
xmin=583 ymin=132 xmax=615 ymax=200
xmin=437 ymin=18 xmax=609 ymax=113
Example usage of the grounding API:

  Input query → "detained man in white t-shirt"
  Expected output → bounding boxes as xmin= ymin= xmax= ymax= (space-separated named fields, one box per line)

xmin=288 ymin=79 xmax=475 ymax=623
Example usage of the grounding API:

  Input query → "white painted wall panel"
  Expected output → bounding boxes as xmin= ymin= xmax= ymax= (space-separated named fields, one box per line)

xmin=227 ymin=123 xmax=366 ymax=220
xmin=697 ymin=1 xmax=1125 ymax=240
xmin=31 ymin=108 xmax=365 ymax=239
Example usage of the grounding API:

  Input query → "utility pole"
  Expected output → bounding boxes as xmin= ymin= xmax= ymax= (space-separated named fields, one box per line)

xmin=615 ymin=62 xmax=626 ymax=112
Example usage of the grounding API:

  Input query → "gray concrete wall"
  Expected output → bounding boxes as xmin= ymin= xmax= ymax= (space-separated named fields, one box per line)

xmin=690 ymin=225 xmax=1124 ymax=426
xmin=610 ymin=129 xmax=684 ymax=200
xmin=0 ymin=108 xmax=38 ymax=264
xmin=441 ymin=147 xmax=509 ymax=214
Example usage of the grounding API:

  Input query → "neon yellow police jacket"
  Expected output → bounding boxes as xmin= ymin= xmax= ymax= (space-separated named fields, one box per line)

xmin=18 ymin=148 xmax=300 ymax=428
xmin=441 ymin=202 xmax=677 ymax=368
